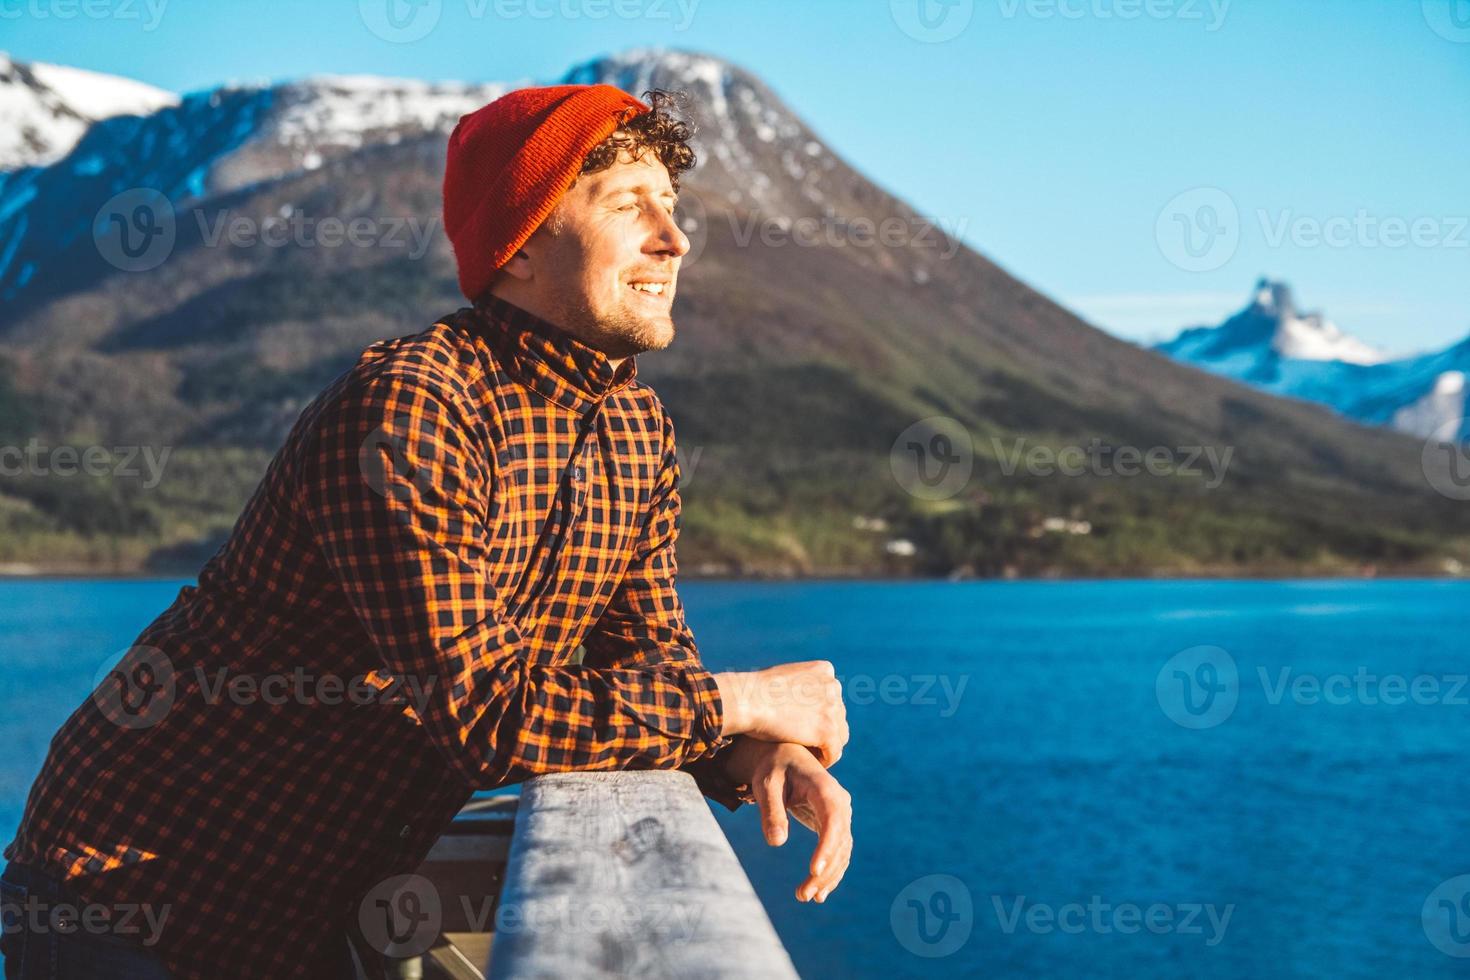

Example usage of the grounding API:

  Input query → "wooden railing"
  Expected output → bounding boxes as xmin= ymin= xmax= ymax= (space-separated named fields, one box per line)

xmin=488 ymin=771 xmax=797 ymax=978
xmin=379 ymin=771 xmax=797 ymax=980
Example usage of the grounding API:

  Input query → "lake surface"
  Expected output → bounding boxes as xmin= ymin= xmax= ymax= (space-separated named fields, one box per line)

xmin=3 ymin=579 xmax=1469 ymax=977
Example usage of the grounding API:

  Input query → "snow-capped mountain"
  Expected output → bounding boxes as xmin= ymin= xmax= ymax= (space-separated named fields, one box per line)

xmin=4 ymin=48 xmax=1466 ymax=576
xmin=1159 ymin=278 xmax=1387 ymax=375
xmin=1393 ymin=370 xmax=1466 ymax=439
xmin=1259 ymin=282 xmax=1387 ymax=365
xmin=560 ymin=49 xmax=951 ymax=287
xmin=0 ymin=68 xmax=511 ymax=308
xmin=1157 ymin=279 xmax=1470 ymax=442
xmin=236 ymin=74 xmax=512 ymax=174
xmin=0 ymin=53 xmax=178 ymax=170
xmin=563 ymin=48 xmax=840 ymax=218
xmin=0 ymin=47 xmax=946 ymax=314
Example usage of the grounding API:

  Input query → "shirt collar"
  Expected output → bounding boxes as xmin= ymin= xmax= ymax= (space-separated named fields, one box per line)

xmin=467 ymin=292 xmax=639 ymax=413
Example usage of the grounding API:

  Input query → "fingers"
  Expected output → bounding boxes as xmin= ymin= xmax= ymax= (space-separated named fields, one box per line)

xmin=813 ymin=715 xmax=849 ymax=768
xmin=753 ymin=765 xmax=789 ymax=847
xmin=806 ymin=835 xmax=853 ymax=904
xmin=796 ymin=784 xmax=854 ymax=903
xmin=743 ymin=661 xmax=849 ymax=765
xmin=811 ymin=672 xmax=848 ymax=768
xmin=798 ymin=829 xmax=851 ymax=902
xmin=810 ymin=725 xmax=849 ymax=768
xmin=822 ymin=673 xmax=847 ymax=768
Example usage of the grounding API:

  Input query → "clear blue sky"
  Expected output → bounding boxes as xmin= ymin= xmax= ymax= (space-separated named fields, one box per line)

xmin=6 ymin=0 xmax=1468 ymax=354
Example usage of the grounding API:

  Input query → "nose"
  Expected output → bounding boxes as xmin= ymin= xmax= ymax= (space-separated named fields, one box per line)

xmin=652 ymin=205 xmax=690 ymax=258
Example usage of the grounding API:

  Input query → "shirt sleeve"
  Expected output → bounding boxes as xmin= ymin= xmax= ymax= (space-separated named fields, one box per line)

xmin=295 ymin=368 xmax=729 ymax=791
xmin=579 ymin=401 xmax=749 ymax=811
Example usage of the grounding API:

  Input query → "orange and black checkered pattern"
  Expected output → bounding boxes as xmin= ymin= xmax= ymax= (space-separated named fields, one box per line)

xmin=4 ymin=293 xmax=746 ymax=979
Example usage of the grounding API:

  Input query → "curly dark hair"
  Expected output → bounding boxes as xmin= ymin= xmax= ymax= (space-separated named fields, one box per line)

xmin=580 ymin=88 xmax=696 ymax=190
xmin=544 ymin=88 xmax=696 ymax=236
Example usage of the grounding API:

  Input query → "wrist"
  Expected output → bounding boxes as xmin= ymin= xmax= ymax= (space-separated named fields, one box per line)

xmin=713 ymin=672 xmax=756 ymax=737
xmin=723 ymin=737 xmax=801 ymax=786
xmin=713 ymin=737 xmax=763 ymax=806
xmin=720 ymin=735 xmax=762 ymax=784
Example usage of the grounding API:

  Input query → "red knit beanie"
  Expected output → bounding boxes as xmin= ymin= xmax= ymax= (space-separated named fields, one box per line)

xmin=442 ymin=84 xmax=652 ymax=303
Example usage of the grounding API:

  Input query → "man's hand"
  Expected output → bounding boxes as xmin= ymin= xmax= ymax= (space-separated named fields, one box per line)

xmin=713 ymin=661 xmax=848 ymax=766
xmin=723 ymin=738 xmax=853 ymax=903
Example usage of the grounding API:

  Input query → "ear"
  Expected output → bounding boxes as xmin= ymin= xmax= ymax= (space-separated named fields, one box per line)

xmin=497 ymin=247 xmax=533 ymax=282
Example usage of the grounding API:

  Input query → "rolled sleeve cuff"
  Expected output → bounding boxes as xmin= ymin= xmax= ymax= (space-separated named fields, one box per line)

xmin=684 ymin=664 xmax=730 ymax=757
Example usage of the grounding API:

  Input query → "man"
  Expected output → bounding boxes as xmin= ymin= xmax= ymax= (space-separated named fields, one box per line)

xmin=1 ymin=84 xmax=852 ymax=979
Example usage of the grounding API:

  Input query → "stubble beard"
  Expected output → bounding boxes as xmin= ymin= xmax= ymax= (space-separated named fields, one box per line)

xmin=547 ymin=289 xmax=675 ymax=361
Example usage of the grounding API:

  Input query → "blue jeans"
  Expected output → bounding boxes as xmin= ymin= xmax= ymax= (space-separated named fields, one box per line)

xmin=0 ymin=861 xmax=172 ymax=979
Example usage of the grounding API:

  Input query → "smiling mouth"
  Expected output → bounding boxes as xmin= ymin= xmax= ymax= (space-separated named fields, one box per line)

xmin=627 ymin=281 xmax=671 ymax=301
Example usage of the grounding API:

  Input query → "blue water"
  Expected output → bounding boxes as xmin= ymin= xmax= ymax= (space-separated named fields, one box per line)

xmin=4 ymin=579 xmax=1469 ymax=978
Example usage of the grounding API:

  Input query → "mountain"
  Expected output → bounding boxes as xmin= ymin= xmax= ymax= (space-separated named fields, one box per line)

xmin=1157 ymin=279 xmax=1386 ymax=376
xmin=0 ymin=67 xmax=510 ymax=308
xmin=0 ymin=53 xmax=177 ymax=170
xmin=1157 ymin=279 xmax=1470 ymax=442
xmin=1 ymin=49 xmax=1468 ymax=578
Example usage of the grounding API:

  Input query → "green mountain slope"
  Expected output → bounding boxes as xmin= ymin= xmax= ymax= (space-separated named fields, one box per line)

xmin=1 ymin=53 xmax=1466 ymax=577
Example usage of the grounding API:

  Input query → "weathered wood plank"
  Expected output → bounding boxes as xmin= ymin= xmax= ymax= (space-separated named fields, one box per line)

xmin=487 ymin=771 xmax=799 ymax=980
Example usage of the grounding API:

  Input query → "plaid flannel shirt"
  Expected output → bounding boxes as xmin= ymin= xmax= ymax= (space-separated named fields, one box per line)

xmin=4 ymin=293 xmax=749 ymax=979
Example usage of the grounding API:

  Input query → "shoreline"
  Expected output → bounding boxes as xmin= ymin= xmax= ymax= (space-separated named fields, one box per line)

xmin=1 ymin=567 xmax=1466 ymax=584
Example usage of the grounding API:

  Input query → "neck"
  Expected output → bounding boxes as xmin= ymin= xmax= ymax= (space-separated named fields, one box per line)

xmin=484 ymin=283 xmax=563 ymax=332
xmin=468 ymin=291 xmax=639 ymax=412
xmin=484 ymin=284 xmax=638 ymax=371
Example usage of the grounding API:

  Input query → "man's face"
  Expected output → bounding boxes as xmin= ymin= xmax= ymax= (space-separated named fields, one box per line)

xmin=491 ymin=145 xmax=691 ymax=360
